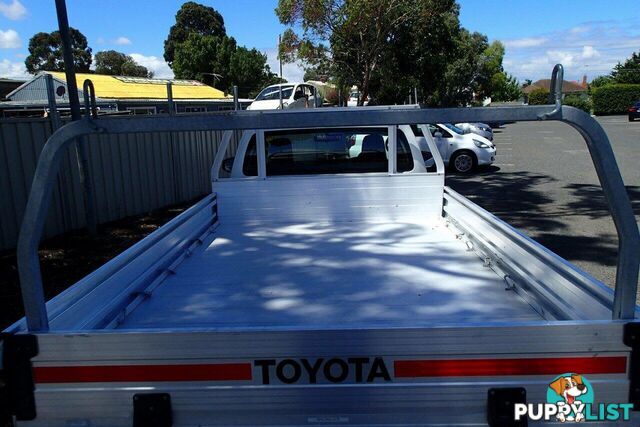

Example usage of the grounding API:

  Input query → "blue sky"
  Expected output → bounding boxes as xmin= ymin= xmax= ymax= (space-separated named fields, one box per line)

xmin=0 ymin=0 xmax=639 ymax=83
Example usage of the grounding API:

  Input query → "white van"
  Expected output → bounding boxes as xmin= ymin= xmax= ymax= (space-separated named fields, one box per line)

xmin=247 ymin=83 xmax=321 ymax=110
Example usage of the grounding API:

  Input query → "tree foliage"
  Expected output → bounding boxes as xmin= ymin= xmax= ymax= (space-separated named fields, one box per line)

xmin=164 ymin=1 xmax=226 ymax=66
xmin=490 ymin=72 xmax=522 ymax=102
xmin=25 ymin=27 xmax=92 ymax=73
xmin=592 ymin=84 xmax=640 ymax=115
xmin=94 ymin=50 xmax=153 ymax=77
xmin=527 ymin=87 xmax=549 ymax=105
xmin=276 ymin=0 xmax=511 ymax=106
xmin=611 ymin=51 xmax=640 ymax=84
xmin=168 ymin=2 xmax=282 ymax=97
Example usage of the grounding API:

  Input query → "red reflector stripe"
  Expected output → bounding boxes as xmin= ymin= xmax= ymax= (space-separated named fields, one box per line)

xmin=394 ymin=356 xmax=626 ymax=378
xmin=34 ymin=363 xmax=252 ymax=384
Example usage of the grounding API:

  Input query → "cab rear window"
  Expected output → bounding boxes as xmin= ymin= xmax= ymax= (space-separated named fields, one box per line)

xmin=267 ymin=128 xmax=412 ymax=176
xmin=243 ymin=128 xmax=413 ymax=176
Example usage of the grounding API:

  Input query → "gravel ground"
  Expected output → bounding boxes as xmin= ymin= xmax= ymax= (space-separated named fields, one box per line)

xmin=446 ymin=115 xmax=640 ymax=301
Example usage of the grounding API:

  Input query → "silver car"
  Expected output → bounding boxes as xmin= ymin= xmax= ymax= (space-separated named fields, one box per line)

xmin=455 ymin=122 xmax=494 ymax=141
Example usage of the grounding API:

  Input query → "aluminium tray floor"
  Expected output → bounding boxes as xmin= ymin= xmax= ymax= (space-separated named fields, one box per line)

xmin=118 ymin=221 xmax=543 ymax=329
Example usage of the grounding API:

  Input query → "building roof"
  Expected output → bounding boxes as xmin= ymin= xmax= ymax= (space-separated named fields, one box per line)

xmin=47 ymin=72 xmax=230 ymax=100
xmin=522 ymin=79 xmax=587 ymax=94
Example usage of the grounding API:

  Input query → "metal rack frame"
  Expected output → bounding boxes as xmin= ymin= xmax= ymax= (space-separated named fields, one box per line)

xmin=16 ymin=65 xmax=640 ymax=331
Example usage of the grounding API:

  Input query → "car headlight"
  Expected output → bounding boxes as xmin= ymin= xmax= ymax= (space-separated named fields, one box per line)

xmin=473 ymin=139 xmax=491 ymax=148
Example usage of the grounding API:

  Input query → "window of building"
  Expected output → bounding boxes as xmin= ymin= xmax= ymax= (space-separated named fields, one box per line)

xmin=126 ymin=106 xmax=157 ymax=115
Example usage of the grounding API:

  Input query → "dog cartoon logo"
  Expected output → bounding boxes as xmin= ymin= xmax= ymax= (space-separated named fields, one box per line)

xmin=547 ymin=373 xmax=594 ymax=422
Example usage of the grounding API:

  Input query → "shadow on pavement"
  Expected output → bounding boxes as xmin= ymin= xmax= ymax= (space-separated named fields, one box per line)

xmin=446 ymin=171 xmax=566 ymax=232
xmin=445 ymin=172 xmax=626 ymax=267
xmin=565 ymin=183 xmax=640 ymax=219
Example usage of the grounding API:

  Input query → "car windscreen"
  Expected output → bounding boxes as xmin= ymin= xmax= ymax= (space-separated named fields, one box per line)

xmin=443 ymin=123 xmax=464 ymax=134
xmin=242 ymin=128 xmax=414 ymax=176
xmin=255 ymin=85 xmax=294 ymax=101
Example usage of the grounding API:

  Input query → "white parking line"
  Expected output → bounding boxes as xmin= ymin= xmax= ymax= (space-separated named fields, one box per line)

xmin=494 ymin=163 xmax=515 ymax=167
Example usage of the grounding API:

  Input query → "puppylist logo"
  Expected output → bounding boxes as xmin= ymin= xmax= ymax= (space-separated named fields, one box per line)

xmin=514 ymin=373 xmax=634 ymax=422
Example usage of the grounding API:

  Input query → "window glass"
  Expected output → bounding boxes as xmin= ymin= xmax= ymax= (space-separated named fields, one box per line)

xmin=262 ymin=128 xmax=413 ymax=176
xmin=293 ymin=86 xmax=305 ymax=100
xmin=430 ymin=125 xmax=451 ymax=138
xmin=255 ymin=85 xmax=294 ymax=101
xmin=443 ymin=123 xmax=464 ymax=135
xmin=242 ymin=135 xmax=258 ymax=176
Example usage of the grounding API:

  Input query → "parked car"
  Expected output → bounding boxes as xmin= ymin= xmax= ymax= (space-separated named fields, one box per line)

xmin=347 ymin=91 xmax=370 ymax=107
xmin=413 ymin=123 xmax=496 ymax=173
xmin=455 ymin=122 xmax=494 ymax=141
xmin=629 ymin=101 xmax=640 ymax=121
xmin=247 ymin=83 xmax=321 ymax=110
xmin=347 ymin=123 xmax=495 ymax=174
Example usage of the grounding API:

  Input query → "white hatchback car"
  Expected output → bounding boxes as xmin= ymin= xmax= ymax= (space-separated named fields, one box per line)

xmin=247 ymin=83 xmax=321 ymax=110
xmin=454 ymin=122 xmax=494 ymax=141
xmin=414 ymin=124 xmax=496 ymax=173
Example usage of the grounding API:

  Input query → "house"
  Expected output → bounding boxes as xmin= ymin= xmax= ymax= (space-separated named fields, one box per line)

xmin=522 ymin=76 xmax=588 ymax=103
xmin=0 ymin=78 xmax=26 ymax=100
xmin=1 ymin=72 xmax=251 ymax=118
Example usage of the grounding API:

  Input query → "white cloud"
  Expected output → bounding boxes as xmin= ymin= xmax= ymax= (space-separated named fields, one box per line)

xmin=0 ymin=29 xmax=20 ymax=48
xmin=0 ymin=58 xmax=28 ymax=78
xmin=263 ymin=47 xmax=305 ymax=83
xmin=503 ymin=37 xmax=547 ymax=49
xmin=546 ymin=50 xmax=575 ymax=67
xmin=581 ymin=45 xmax=600 ymax=59
xmin=570 ymin=26 xmax=590 ymax=34
xmin=96 ymin=37 xmax=105 ymax=45
xmin=502 ymin=19 xmax=640 ymax=82
xmin=0 ymin=0 xmax=26 ymax=20
xmin=114 ymin=36 xmax=132 ymax=46
xmin=129 ymin=53 xmax=173 ymax=79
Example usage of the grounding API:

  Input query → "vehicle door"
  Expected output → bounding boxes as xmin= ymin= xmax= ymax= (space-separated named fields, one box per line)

xmin=288 ymin=85 xmax=308 ymax=109
xmin=429 ymin=124 xmax=453 ymax=162
xmin=304 ymin=84 xmax=319 ymax=107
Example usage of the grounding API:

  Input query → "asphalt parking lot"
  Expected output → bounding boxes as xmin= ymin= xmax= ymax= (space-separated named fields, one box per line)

xmin=446 ymin=115 xmax=640 ymax=299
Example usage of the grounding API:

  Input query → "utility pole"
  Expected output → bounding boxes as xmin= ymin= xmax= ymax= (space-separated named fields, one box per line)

xmin=278 ymin=34 xmax=283 ymax=79
xmin=54 ymin=0 xmax=97 ymax=234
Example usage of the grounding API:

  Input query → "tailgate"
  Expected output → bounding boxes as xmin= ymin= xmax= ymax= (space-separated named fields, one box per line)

xmin=8 ymin=322 xmax=638 ymax=426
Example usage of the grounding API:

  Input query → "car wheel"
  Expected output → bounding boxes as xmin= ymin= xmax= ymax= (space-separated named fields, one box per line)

xmin=630 ymin=115 xmax=635 ymax=122
xmin=451 ymin=151 xmax=476 ymax=173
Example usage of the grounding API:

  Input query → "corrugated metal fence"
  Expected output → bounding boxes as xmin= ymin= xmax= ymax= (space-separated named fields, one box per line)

xmin=0 ymin=116 xmax=236 ymax=250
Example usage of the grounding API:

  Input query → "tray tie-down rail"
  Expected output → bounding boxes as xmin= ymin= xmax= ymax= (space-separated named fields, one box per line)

xmin=16 ymin=64 xmax=640 ymax=331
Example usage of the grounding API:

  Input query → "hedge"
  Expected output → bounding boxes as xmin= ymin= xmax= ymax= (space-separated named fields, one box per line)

xmin=563 ymin=95 xmax=592 ymax=114
xmin=592 ymin=84 xmax=640 ymax=115
xmin=527 ymin=88 xmax=549 ymax=105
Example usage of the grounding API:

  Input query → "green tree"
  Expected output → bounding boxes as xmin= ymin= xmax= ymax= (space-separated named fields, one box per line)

xmin=94 ymin=50 xmax=152 ymax=77
xmin=164 ymin=1 xmax=226 ymax=67
xmin=590 ymin=75 xmax=613 ymax=88
xmin=229 ymin=47 xmax=282 ymax=98
xmin=172 ymin=33 xmax=280 ymax=96
xmin=172 ymin=34 xmax=235 ymax=86
xmin=476 ymin=41 xmax=505 ymax=99
xmin=491 ymin=72 xmax=522 ymax=101
xmin=277 ymin=0 xmax=428 ymax=105
xmin=611 ymin=51 xmax=640 ymax=84
xmin=25 ymin=27 xmax=92 ymax=73
xmin=277 ymin=0 xmax=504 ymax=107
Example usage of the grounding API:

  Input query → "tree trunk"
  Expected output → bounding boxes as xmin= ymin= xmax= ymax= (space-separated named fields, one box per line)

xmin=359 ymin=67 xmax=371 ymax=106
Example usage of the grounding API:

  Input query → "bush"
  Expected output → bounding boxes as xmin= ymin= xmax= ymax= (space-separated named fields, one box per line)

xmin=563 ymin=95 xmax=592 ymax=114
xmin=527 ymin=88 xmax=549 ymax=105
xmin=592 ymin=84 xmax=640 ymax=115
